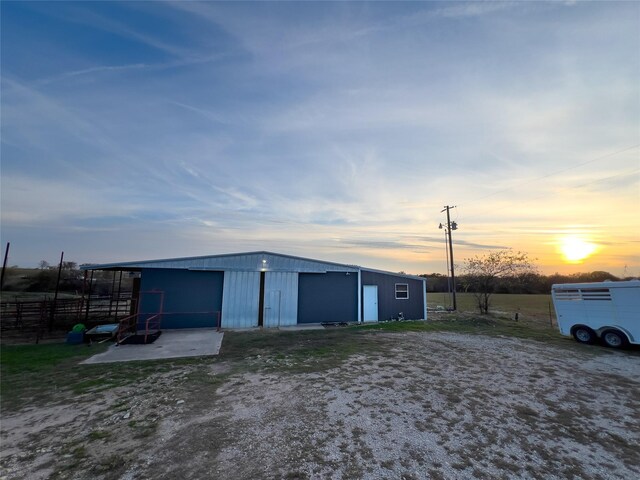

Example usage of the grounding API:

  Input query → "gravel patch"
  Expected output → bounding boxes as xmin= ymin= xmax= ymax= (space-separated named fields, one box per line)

xmin=2 ymin=332 xmax=639 ymax=479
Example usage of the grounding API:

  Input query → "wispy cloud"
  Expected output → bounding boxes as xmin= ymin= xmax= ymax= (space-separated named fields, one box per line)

xmin=44 ymin=3 xmax=191 ymax=58
xmin=33 ymin=53 xmax=228 ymax=86
xmin=1 ymin=1 xmax=638 ymax=275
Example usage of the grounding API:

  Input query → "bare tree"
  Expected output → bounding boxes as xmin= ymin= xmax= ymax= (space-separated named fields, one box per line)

xmin=38 ymin=260 xmax=50 ymax=270
xmin=462 ymin=250 xmax=538 ymax=314
xmin=62 ymin=261 xmax=78 ymax=270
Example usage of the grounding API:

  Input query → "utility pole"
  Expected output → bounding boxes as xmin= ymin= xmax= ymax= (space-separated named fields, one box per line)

xmin=0 ymin=242 xmax=9 ymax=291
xmin=439 ymin=206 xmax=458 ymax=311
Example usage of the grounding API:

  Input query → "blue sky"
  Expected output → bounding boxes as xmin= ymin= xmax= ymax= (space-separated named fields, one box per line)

xmin=1 ymin=1 xmax=639 ymax=275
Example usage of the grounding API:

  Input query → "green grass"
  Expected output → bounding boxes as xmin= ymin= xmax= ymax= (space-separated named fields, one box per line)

xmin=428 ymin=292 xmax=556 ymax=323
xmin=0 ymin=342 xmax=204 ymax=411
xmin=219 ymin=309 xmax=573 ymax=375
xmin=359 ymin=313 xmax=565 ymax=344
xmin=219 ymin=328 xmax=376 ymax=373
xmin=0 ymin=301 xmax=615 ymax=414
xmin=1 ymin=342 xmax=107 ymax=375
xmin=0 ymin=291 xmax=81 ymax=301
xmin=0 ymin=343 xmax=105 ymax=409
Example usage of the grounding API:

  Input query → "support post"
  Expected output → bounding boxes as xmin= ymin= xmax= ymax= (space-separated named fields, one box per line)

xmin=108 ymin=271 xmax=116 ymax=319
xmin=84 ymin=270 xmax=94 ymax=322
xmin=357 ymin=269 xmax=362 ymax=323
xmin=49 ymin=251 xmax=64 ymax=332
xmin=116 ymin=271 xmax=123 ymax=320
xmin=77 ymin=270 xmax=87 ymax=322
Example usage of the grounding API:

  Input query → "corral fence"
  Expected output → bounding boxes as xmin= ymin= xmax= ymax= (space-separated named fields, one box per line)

xmin=1 ymin=293 xmax=134 ymax=343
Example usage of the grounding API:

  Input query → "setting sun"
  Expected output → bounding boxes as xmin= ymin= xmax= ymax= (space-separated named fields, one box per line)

xmin=559 ymin=235 xmax=598 ymax=263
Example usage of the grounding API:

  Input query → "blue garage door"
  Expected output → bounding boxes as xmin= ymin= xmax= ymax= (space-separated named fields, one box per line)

xmin=297 ymin=272 xmax=357 ymax=324
xmin=139 ymin=269 xmax=224 ymax=328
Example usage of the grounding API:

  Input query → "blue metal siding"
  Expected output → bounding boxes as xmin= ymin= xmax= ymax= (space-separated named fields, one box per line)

xmin=360 ymin=270 xmax=425 ymax=320
xmin=139 ymin=269 xmax=223 ymax=329
xmin=297 ymin=272 xmax=358 ymax=324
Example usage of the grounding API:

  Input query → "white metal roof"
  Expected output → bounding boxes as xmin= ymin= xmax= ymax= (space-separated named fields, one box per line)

xmin=82 ymin=251 xmax=359 ymax=273
xmin=81 ymin=250 xmax=427 ymax=280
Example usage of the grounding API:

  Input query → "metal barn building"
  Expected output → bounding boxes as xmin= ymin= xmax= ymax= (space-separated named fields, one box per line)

xmin=83 ymin=251 xmax=427 ymax=329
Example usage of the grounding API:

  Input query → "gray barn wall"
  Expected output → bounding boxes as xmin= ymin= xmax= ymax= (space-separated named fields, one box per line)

xmin=360 ymin=271 xmax=425 ymax=320
xmin=297 ymin=272 xmax=358 ymax=324
xmin=139 ymin=269 xmax=224 ymax=328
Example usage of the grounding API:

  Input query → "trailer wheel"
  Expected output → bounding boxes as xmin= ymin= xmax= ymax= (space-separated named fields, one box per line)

xmin=601 ymin=329 xmax=628 ymax=349
xmin=571 ymin=326 xmax=596 ymax=344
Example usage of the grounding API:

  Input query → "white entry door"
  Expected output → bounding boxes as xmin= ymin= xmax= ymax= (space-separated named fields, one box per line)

xmin=363 ymin=285 xmax=378 ymax=322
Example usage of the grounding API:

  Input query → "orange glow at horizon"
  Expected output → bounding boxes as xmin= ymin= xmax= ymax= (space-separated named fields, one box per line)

xmin=558 ymin=235 xmax=599 ymax=264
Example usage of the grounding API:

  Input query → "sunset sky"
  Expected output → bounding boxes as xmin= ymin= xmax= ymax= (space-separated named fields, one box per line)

xmin=1 ymin=1 xmax=639 ymax=276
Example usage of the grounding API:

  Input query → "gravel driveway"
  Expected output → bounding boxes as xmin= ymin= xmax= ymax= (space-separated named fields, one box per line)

xmin=2 ymin=331 xmax=639 ymax=479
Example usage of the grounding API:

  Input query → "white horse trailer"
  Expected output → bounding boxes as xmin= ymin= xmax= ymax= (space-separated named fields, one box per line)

xmin=552 ymin=280 xmax=640 ymax=348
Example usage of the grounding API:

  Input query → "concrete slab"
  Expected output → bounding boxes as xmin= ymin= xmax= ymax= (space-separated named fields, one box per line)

xmin=81 ymin=328 xmax=224 ymax=364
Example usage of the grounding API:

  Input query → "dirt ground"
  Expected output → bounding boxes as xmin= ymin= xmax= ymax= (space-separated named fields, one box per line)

xmin=2 ymin=331 xmax=639 ymax=480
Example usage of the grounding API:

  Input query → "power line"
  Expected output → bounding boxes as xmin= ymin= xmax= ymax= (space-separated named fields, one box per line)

xmin=466 ymin=167 xmax=640 ymax=224
xmin=456 ymin=154 xmax=639 ymax=228
xmin=460 ymin=143 xmax=640 ymax=207
xmin=560 ymin=167 xmax=639 ymax=193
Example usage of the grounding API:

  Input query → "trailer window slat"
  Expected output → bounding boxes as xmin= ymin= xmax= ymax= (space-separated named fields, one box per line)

xmin=581 ymin=288 xmax=612 ymax=301
xmin=553 ymin=288 xmax=612 ymax=301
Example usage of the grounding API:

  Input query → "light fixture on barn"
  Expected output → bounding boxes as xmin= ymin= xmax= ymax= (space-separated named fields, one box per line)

xmin=259 ymin=258 xmax=269 ymax=271
xmin=439 ymin=205 xmax=458 ymax=311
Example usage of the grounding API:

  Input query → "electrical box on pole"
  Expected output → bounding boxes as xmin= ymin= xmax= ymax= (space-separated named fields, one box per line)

xmin=439 ymin=206 xmax=458 ymax=311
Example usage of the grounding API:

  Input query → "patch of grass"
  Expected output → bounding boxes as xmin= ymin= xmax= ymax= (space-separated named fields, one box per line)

xmin=1 ymin=342 xmax=107 ymax=375
xmin=87 ymin=429 xmax=112 ymax=442
xmin=427 ymin=292 xmax=556 ymax=324
xmin=58 ymin=438 xmax=89 ymax=472
xmin=71 ymin=377 xmax=122 ymax=394
xmin=184 ymin=368 xmax=229 ymax=387
xmin=3 ymin=307 xmax=628 ymax=415
xmin=128 ymin=419 xmax=158 ymax=438
xmin=90 ymin=454 xmax=127 ymax=475
xmin=110 ymin=400 xmax=129 ymax=412
xmin=0 ymin=342 xmax=208 ymax=412
xmin=1 ymin=342 xmax=107 ymax=409
xmin=70 ymin=444 xmax=88 ymax=459
xmin=219 ymin=328 xmax=384 ymax=374
xmin=357 ymin=313 xmax=576 ymax=346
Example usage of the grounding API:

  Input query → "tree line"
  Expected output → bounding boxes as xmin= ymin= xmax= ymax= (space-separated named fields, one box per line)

xmin=2 ymin=252 xmax=634 ymax=300
xmin=421 ymin=249 xmax=635 ymax=314
xmin=1 ymin=263 xmax=131 ymax=297
xmin=421 ymin=270 xmax=628 ymax=294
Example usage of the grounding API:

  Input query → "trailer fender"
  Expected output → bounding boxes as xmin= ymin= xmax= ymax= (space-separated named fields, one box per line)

xmin=599 ymin=327 xmax=632 ymax=349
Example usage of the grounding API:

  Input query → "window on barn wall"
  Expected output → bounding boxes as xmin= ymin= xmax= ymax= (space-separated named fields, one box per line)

xmin=395 ymin=283 xmax=409 ymax=299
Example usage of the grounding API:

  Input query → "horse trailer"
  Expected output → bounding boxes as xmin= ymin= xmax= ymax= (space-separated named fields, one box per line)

xmin=552 ymin=279 xmax=640 ymax=348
